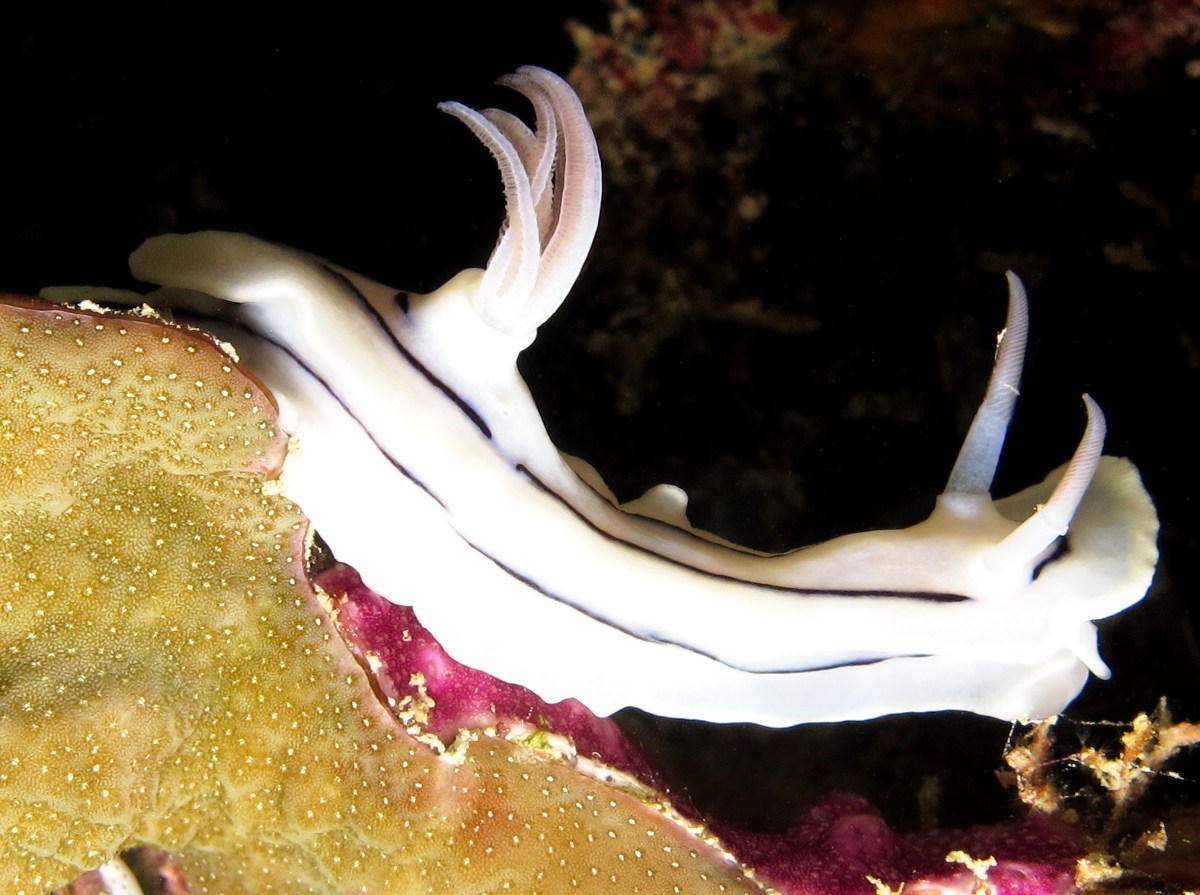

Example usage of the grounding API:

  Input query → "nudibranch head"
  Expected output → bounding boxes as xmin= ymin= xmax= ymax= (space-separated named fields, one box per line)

xmin=117 ymin=66 xmax=1158 ymax=727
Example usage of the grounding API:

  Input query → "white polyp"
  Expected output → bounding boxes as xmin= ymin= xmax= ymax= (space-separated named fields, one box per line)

xmin=97 ymin=857 xmax=144 ymax=895
xmin=945 ymin=272 xmax=1030 ymax=495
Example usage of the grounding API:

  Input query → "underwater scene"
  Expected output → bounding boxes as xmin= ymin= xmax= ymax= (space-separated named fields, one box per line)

xmin=3 ymin=3 xmax=1198 ymax=893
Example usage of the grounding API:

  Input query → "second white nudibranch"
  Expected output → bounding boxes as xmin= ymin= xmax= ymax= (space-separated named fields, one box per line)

xmin=121 ymin=66 xmax=1158 ymax=725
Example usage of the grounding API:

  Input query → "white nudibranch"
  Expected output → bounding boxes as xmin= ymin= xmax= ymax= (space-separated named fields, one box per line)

xmin=123 ymin=66 xmax=1158 ymax=725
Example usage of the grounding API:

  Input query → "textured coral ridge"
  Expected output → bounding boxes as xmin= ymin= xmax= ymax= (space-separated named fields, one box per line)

xmin=321 ymin=564 xmax=663 ymax=790
xmin=321 ymin=569 xmax=1087 ymax=895
xmin=0 ymin=295 xmax=762 ymax=894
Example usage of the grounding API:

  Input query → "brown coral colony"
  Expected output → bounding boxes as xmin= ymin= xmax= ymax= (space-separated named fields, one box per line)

xmin=0 ymin=295 xmax=764 ymax=894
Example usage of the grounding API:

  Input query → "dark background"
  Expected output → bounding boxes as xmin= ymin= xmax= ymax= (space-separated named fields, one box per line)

xmin=4 ymin=3 xmax=1197 ymax=832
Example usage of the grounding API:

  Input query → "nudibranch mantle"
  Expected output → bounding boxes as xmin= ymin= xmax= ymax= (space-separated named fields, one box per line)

xmin=121 ymin=66 xmax=1158 ymax=726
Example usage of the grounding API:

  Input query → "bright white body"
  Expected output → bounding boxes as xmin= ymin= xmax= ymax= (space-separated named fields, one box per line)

xmin=120 ymin=68 xmax=1158 ymax=725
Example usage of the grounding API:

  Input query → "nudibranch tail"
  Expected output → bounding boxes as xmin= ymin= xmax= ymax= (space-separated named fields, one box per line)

xmin=116 ymin=66 xmax=1157 ymax=727
xmin=945 ymin=271 xmax=1030 ymax=495
xmin=440 ymin=66 xmax=601 ymax=340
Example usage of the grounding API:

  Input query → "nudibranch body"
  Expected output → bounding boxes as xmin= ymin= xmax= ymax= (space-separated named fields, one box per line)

xmin=124 ymin=67 xmax=1158 ymax=726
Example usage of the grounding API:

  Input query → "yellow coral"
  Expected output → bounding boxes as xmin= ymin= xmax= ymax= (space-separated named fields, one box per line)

xmin=0 ymin=297 xmax=763 ymax=894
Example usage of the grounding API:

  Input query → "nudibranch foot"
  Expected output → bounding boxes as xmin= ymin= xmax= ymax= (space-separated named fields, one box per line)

xmin=119 ymin=66 xmax=1157 ymax=726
